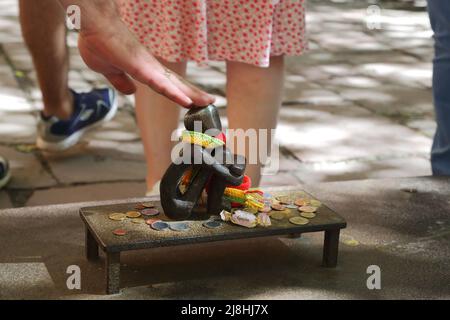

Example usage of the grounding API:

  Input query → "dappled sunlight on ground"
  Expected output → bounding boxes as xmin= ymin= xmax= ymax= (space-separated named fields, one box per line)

xmin=0 ymin=0 xmax=434 ymax=208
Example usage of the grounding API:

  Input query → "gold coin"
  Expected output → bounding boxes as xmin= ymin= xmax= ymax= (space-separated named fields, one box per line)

xmin=309 ymin=199 xmax=322 ymax=207
xmin=271 ymin=203 xmax=286 ymax=211
xmin=284 ymin=209 xmax=297 ymax=218
xmin=276 ymin=196 xmax=292 ymax=205
xmin=289 ymin=217 xmax=310 ymax=225
xmin=141 ymin=202 xmax=155 ymax=208
xmin=259 ymin=206 xmax=272 ymax=213
xmin=298 ymin=206 xmax=317 ymax=213
xmin=271 ymin=211 xmax=286 ymax=220
xmin=126 ymin=211 xmax=141 ymax=218
xmin=108 ymin=213 xmax=126 ymax=221
xmin=294 ymin=198 xmax=310 ymax=207
xmin=300 ymin=212 xmax=316 ymax=219
xmin=135 ymin=204 xmax=146 ymax=210
xmin=131 ymin=218 xmax=145 ymax=224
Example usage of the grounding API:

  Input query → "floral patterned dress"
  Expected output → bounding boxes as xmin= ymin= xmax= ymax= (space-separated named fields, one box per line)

xmin=118 ymin=0 xmax=307 ymax=67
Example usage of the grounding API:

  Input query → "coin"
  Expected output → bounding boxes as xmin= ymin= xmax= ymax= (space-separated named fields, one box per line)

xmin=271 ymin=211 xmax=286 ymax=220
xmin=259 ymin=206 xmax=272 ymax=213
xmin=298 ymin=206 xmax=317 ymax=213
xmin=112 ymin=228 xmax=127 ymax=236
xmin=300 ymin=212 xmax=316 ymax=219
xmin=151 ymin=221 xmax=169 ymax=231
xmin=140 ymin=208 xmax=160 ymax=217
xmin=108 ymin=213 xmax=127 ymax=221
xmin=169 ymin=222 xmax=190 ymax=232
xmin=126 ymin=211 xmax=141 ymax=218
xmin=135 ymin=204 xmax=146 ymax=210
xmin=271 ymin=203 xmax=286 ymax=211
xmin=141 ymin=202 xmax=155 ymax=208
xmin=294 ymin=198 xmax=310 ymax=207
xmin=203 ymin=220 xmax=222 ymax=229
xmin=283 ymin=209 xmax=297 ymax=217
xmin=145 ymin=218 xmax=160 ymax=226
xmin=309 ymin=199 xmax=322 ymax=207
xmin=289 ymin=217 xmax=309 ymax=225
xmin=286 ymin=204 xmax=298 ymax=209
xmin=276 ymin=196 xmax=292 ymax=205
xmin=131 ymin=218 xmax=146 ymax=224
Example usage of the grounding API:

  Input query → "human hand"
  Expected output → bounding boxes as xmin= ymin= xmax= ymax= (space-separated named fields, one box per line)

xmin=59 ymin=0 xmax=215 ymax=108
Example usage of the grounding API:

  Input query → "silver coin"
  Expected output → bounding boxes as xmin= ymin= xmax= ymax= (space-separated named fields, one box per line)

xmin=151 ymin=221 xmax=169 ymax=231
xmin=169 ymin=222 xmax=190 ymax=232
xmin=203 ymin=220 xmax=222 ymax=229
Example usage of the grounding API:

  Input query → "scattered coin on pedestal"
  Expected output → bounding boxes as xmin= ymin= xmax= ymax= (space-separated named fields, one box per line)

xmin=271 ymin=203 xmax=286 ymax=211
xmin=109 ymin=213 xmax=127 ymax=221
xmin=271 ymin=211 xmax=286 ymax=220
xmin=294 ymin=198 xmax=310 ymax=207
xmin=141 ymin=208 xmax=160 ymax=217
xmin=126 ymin=211 xmax=142 ymax=218
xmin=289 ymin=217 xmax=309 ymax=225
xmin=203 ymin=220 xmax=222 ymax=229
xmin=142 ymin=202 xmax=155 ymax=208
xmin=169 ymin=222 xmax=190 ymax=232
xmin=298 ymin=206 xmax=317 ymax=213
xmin=300 ymin=212 xmax=316 ymax=219
xmin=151 ymin=221 xmax=169 ymax=231
xmin=112 ymin=229 xmax=127 ymax=236
xmin=131 ymin=218 xmax=146 ymax=224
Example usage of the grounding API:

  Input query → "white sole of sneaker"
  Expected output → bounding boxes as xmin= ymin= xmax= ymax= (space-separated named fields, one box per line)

xmin=0 ymin=170 xmax=11 ymax=189
xmin=36 ymin=90 xmax=119 ymax=152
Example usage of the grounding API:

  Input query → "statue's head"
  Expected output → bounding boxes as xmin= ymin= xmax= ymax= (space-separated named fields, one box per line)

xmin=184 ymin=104 xmax=222 ymax=137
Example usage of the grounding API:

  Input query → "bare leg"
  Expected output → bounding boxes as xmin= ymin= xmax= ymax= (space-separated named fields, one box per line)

xmin=19 ymin=0 xmax=73 ymax=119
xmin=135 ymin=59 xmax=187 ymax=192
xmin=226 ymin=56 xmax=285 ymax=186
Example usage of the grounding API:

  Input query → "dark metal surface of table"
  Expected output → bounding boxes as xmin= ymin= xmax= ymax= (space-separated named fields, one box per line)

xmin=80 ymin=189 xmax=346 ymax=294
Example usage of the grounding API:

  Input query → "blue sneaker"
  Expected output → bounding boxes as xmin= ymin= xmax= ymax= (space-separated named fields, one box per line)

xmin=0 ymin=156 xmax=11 ymax=189
xmin=37 ymin=88 xmax=118 ymax=151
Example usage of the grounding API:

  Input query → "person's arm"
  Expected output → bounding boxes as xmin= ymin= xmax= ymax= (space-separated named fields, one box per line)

xmin=58 ymin=0 xmax=214 ymax=107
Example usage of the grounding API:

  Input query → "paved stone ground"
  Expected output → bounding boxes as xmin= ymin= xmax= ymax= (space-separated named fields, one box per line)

xmin=0 ymin=0 xmax=434 ymax=209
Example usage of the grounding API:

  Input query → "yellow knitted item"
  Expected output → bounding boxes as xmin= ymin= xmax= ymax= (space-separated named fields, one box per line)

xmin=224 ymin=187 xmax=265 ymax=210
xmin=245 ymin=192 xmax=265 ymax=210
xmin=181 ymin=130 xmax=225 ymax=149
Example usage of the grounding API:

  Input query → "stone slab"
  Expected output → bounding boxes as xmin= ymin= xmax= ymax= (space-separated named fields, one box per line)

xmin=0 ymin=263 xmax=56 ymax=299
xmin=0 ymin=145 xmax=57 ymax=189
xmin=294 ymin=157 xmax=431 ymax=183
xmin=44 ymin=143 xmax=147 ymax=185
xmin=277 ymin=104 xmax=432 ymax=163
xmin=26 ymin=182 xmax=147 ymax=207
xmin=0 ymin=191 xmax=12 ymax=209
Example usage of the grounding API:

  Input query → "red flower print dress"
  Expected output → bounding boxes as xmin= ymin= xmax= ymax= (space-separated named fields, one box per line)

xmin=118 ymin=0 xmax=307 ymax=67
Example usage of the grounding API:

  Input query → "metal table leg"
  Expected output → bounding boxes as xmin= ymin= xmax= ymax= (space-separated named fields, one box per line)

xmin=287 ymin=233 xmax=302 ymax=239
xmin=106 ymin=252 xmax=121 ymax=294
xmin=322 ymin=229 xmax=341 ymax=268
xmin=85 ymin=227 xmax=99 ymax=261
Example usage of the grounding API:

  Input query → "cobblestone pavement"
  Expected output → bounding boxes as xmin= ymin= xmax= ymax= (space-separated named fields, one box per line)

xmin=0 ymin=0 xmax=434 ymax=208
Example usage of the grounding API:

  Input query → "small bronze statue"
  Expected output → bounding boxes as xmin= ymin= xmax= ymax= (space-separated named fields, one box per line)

xmin=160 ymin=105 xmax=246 ymax=220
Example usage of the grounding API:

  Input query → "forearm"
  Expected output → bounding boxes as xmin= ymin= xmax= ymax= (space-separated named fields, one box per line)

xmin=57 ymin=0 xmax=119 ymax=32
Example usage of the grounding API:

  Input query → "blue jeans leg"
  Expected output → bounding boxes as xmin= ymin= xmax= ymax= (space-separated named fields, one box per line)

xmin=428 ymin=0 xmax=450 ymax=175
